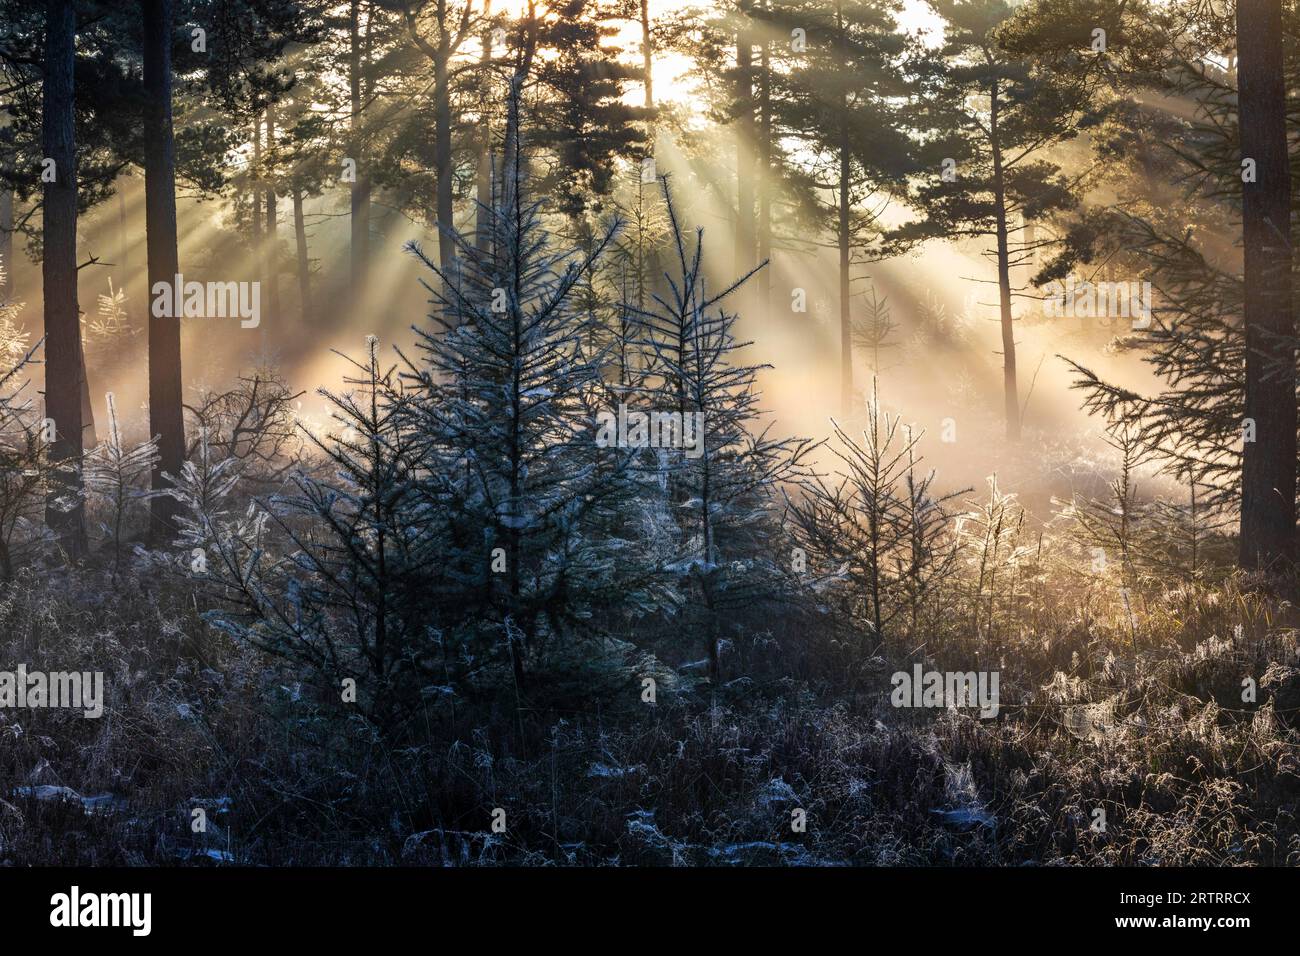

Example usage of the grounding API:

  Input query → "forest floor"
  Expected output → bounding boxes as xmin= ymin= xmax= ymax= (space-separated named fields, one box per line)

xmin=2 ymin=556 xmax=1298 ymax=867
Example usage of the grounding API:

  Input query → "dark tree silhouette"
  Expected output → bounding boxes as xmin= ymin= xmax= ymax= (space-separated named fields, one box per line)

xmin=143 ymin=0 xmax=185 ymax=536
xmin=41 ymin=0 xmax=86 ymax=556
xmin=404 ymin=0 xmax=478 ymax=276
xmin=1236 ymin=0 xmax=1295 ymax=570
xmin=888 ymin=0 xmax=1105 ymax=440
xmin=348 ymin=0 xmax=373 ymax=292
xmin=769 ymin=0 xmax=912 ymax=415
xmin=0 ymin=126 xmax=12 ymax=295
xmin=734 ymin=0 xmax=755 ymax=316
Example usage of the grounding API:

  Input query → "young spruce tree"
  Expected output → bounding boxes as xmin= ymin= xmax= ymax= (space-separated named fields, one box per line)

xmin=631 ymin=177 xmax=815 ymax=683
xmin=401 ymin=87 xmax=663 ymax=697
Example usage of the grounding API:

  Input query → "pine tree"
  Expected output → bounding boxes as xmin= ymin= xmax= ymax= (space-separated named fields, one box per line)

xmin=631 ymin=176 xmax=815 ymax=683
xmin=1057 ymin=414 xmax=1153 ymax=594
xmin=764 ymin=0 xmax=915 ymax=414
xmin=1145 ymin=476 xmax=1235 ymax=580
xmin=1236 ymin=0 xmax=1295 ymax=569
xmin=896 ymin=425 xmax=964 ymax=638
xmin=852 ymin=282 xmax=897 ymax=374
xmin=0 ymin=253 xmax=26 ymax=367
xmin=400 ymin=96 xmax=658 ymax=695
xmin=887 ymin=0 xmax=1109 ymax=440
xmin=402 ymin=0 xmax=483 ymax=276
xmin=604 ymin=161 xmax=670 ymax=388
xmin=957 ymin=475 xmax=1028 ymax=653
xmin=1061 ymin=0 xmax=1300 ymax=559
xmin=175 ymin=341 xmax=436 ymax=730
xmin=531 ymin=0 xmax=649 ymax=231
xmin=41 ymin=0 xmax=87 ymax=557
xmin=84 ymin=392 xmax=159 ymax=578
xmin=0 ymin=340 xmax=50 ymax=580
xmin=785 ymin=380 xmax=958 ymax=646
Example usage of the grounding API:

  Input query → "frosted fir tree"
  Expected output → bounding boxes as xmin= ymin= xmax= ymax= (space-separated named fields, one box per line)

xmin=1057 ymin=414 xmax=1152 ymax=593
xmin=275 ymin=338 xmax=438 ymax=724
xmin=601 ymin=161 xmax=670 ymax=389
xmin=88 ymin=277 xmax=131 ymax=341
xmin=628 ymin=177 xmax=816 ymax=684
xmin=172 ymin=338 xmax=444 ymax=730
xmin=0 ymin=338 xmax=51 ymax=579
xmin=83 ymin=391 xmax=159 ymax=577
xmin=0 ymin=254 xmax=27 ymax=377
xmin=161 ymin=424 xmax=252 ymax=583
xmin=400 ymin=90 xmax=668 ymax=695
xmin=785 ymin=382 xmax=963 ymax=646
xmin=1142 ymin=475 xmax=1234 ymax=580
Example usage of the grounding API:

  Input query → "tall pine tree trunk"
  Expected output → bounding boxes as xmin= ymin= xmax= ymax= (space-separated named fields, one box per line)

xmin=42 ymin=0 xmax=86 ymax=556
xmin=143 ymin=0 xmax=185 ymax=536
xmin=1022 ymin=216 xmax=1035 ymax=278
xmin=436 ymin=68 xmax=452 ymax=273
xmin=475 ymin=1 xmax=493 ymax=255
xmin=406 ymin=0 xmax=462 ymax=276
xmin=639 ymin=0 xmax=664 ymax=308
xmin=989 ymin=79 xmax=1020 ymax=441
xmin=640 ymin=0 xmax=654 ymax=109
xmin=734 ymin=5 xmax=754 ymax=307
xmin=117 ymin=183 xmax=129 ymax=312
xmin=435 ymin=31 xmax=454 ymax=274
xmin=78 ymin=349 xmax=95 ymax=450
xmin=251 ymin=114 xmax=263 ymax=242
xmin=835 ymin=2 xmax=852 ymax=414
xmin=0 ymin=125 xmax=12 ymax=295
xmin=293 ymin=186 xmax=312 ymax=321
xmin=1238 ymin=0 xmax=1296 ymax=569
xmin=349 ymin=0 xmax=371 ymax=292
xmin=838 ymin=131 xmax=851 ymax=415
xmin=757 ymin=19 xmax=771 ymax=325
xmin=265 ymin=107 xmax=280 ymax=326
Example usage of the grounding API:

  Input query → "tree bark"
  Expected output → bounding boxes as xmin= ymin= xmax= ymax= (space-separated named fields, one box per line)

xmin=251 ymin=114 xmax=263 ymax=242
xmin=640 ymin=0 xmax=654 ymax=110
xmin=143 ymin=0 xmax=186 ymax=536
xmin=434 ymin=0 xmax=455 ymax=274
xmin=1237 ymin=0 xmax=1296 ymax=569
xmin=405 ymin=0 xmax=464 ymax=277
xmin=475 ymin=0 xmax=493 ymax=254
xmin=78 ymin=354 xmax=95 ymax=450
xmin=42 ymin=0 xmax=87 ymax=556
xmin=349 ymin=0 xmax=371 ymax=292
xmin=838 ymin=128 xmax=851 ymax=415
xmin=836 ymin=1 xmax=851 ymax=414
xmin=638 ymin=0 xmax=664 ymax=307
xmin=0 ymin=125 xmax=13 ymax=296
xmin=117 ymin=184 xmax=129 ymax=313
xmin=293 ymin=186 xmax=312 ymax=321
xmin=734 ymin=5 xmax=754 ymax=305
xmin=757 ymin=14 xmax=771 ymax=325
xmin=989 ymin=76 xmax=1021 ymax=441
xmin=265 ymin=106 xmax=280 ymax=326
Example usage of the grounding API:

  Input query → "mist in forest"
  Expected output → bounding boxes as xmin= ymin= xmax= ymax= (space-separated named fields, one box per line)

xmin=1 ymin=0 xmax=1169 ymax=514
xmin=0 ymin=0 xmax=1297 ymax=886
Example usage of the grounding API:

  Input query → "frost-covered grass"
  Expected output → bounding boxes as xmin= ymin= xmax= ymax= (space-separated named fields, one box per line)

xmin=2 ymin=558 xmax=1297 ymax=867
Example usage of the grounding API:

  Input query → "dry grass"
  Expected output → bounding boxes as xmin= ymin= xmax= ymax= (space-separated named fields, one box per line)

xmin=1 ymin=540 xmax=1297 ymax=866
